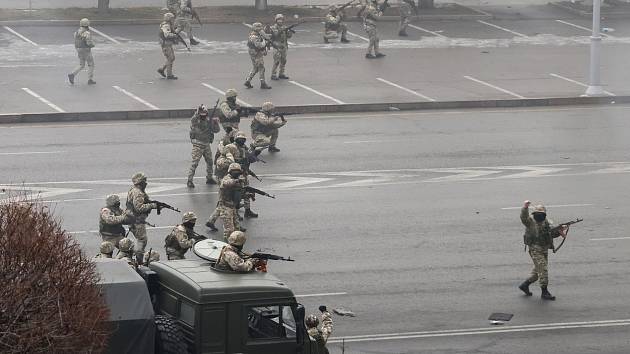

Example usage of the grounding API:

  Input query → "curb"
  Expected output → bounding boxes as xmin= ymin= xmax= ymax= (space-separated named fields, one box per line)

xmin=0 ymin=96 xmax=624 ymax=124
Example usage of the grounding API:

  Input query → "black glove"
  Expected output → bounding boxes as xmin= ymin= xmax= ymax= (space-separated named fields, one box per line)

xmin=318 ymin=305 xmax=327 ymax=313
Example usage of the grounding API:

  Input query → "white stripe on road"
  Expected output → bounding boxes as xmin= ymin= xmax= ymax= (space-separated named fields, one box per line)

xmin=289 ymin=80 xmax=346 ymax=104
xmin=343 ymin=140 xmax=395 ymax=144
xmin=477 ymin=20 xmax=527 ymax=38
xmin=464 ymin=75 xmax=526 ymax=99
xmin=89 ymin=26 xmax=121 ymax=44
xmin=112 ymin=85 xmax=160 ymax=110
xmin=347 ymin=31 xmax=369 ymax=42
xmin=69 ymin=225 xmax=175 ymax=234
xmin=242 ymin=22 xmax=253 ymax=29
xmin=0 ymin=151 xmax=65 ymax=156
xmin=0 ymin=64 xmax=57 ymax=68
xmin=295 ymin=292 xmax=348 ymax=298
xmin=329 ymin=319 xmax=630 ymax=344
xmin=201 ymin=83 xmax=252 ymax=106
xmin=407 ymin=24 xmax=447 ymax=38
xmin=3 ymin=26 xmax=39 ymax=46
xmin=549 ymin=73 xmax=616 ymax=96
xmin=376 ymin=78 xmax=436 ymax=101
xmin=501 ymin=203 xmax=593 ymax=210
xmin=21 ymin=88 xmax=65 ymax=112
xmin=555 ymin=19 xmax=611 ymax=37
xmin=590 ymin=237 xmax=630 ymax=241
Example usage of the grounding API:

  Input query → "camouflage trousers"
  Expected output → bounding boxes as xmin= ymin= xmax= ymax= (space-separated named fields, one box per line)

xmin=161 ymin=45 xmax=175 ymax=76
xmin=364 ymin=24 xmax=380 ymax=55
xmin=188 ymin=143 xmax=213 ymax=182
xmin=100 ymin=233 xmax=124 ymax=249
xmin=72 ymin=48 xmax=94 ymax=80
xmin=399 ymin=15 xmax=410 ymax=32
xmin=252 ymin=129 xmax=279 ymax=149
xmin=527 ymin=245 xmax=549 ymax=286
xmin=271 ymin=48 xmax=288 ymax=76
xmin=207 ymin=203 xmax=221 ymax=224
xmin=129 ymin=223 xmax=147 ymax=256
xmin=324 ymin=23 xmax=348 ymax=41
xmin=220 ymin=206 xmax=240 ymax=240
xmin=246 ymin=53 xmax=266 ymax=83
xmin=177 ymin=18 xmax=194 ymax=40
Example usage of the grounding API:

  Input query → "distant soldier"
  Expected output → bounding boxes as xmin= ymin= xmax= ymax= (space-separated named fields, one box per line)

xmin=143 ymin=249 xmax=161 ymax=265
xmin=362 ymin=0 xmax=385 ymax=59
xmin=116 ymin=237 xmax=136 ymax=266
xmin=177 ymin=0 xmax=200 ymax=46
xmin=216 ymin=231 xmax=262 ymax=272
xmin=165 ymin=211 xmax=198 ymax=260
xmin=187 ymin=104 xmax=220 ymax=188
xmin=166 ymin=0 xmax=179 ymax=16
xmin=518 ymin=201 xmax=568 ymax=301
xmin=68 ymin=18 xmax=96 ymax=85
xmin=324 ymin=5 xmax=350 ymax=43
xmin=226 ymin=132 xmax=258 ymax=218
xmin=126 ymin=172 xmax=159 ymax=258
xmin=306 ymin=306 xmax=334 ymax=354
xmin=218 ymin=89 xmax=243 ymax=131
xmin=157 ymin=12 xmax=180 ymax=80
xmin=244 ymin=22 xmax=272 ymax=90
xmin=94 ymin=241 xmax=115 ymax=259
xmin=398 ymin=0 xmax=415 ymax=36
xmin=217 ymin=163 xmax=245 ymax=240
xmin=99 ymin=194 xmax=132 ymax=248
xmin=251 ymin=101 xmax=287 ymax=153
xmin=269 ymin=14 xmax=293 ymax=81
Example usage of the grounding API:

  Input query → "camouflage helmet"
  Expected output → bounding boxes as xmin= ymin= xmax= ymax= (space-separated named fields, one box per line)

xmin=132 ymin=172 xmax=147 ymax=185
xmin=118 ymin=238 xmax=134 ymax=252
xmin=235 ymin=131 xmax=247 ymax=140
xmin=143 ymin=249 xmax=160 ymax=263
xmin=252 ymin=22 xmax=264 ymax=31
xmin=261 ymin=101 xmax=274 ymax=112
xmin=182 ymin=211 xmax=197 ymax=224
xmin=100 ymin=241 xmax=114 ymax=254
xmin=225 ymin=88 xmax=238 ymax=98
xmin=80 ymin=18 xmax=90 ymax=27
xmin=532 ymin=205 xmax=547 ymax=215
xmin=275 ymin=14 xmax=285 ymax=21
xmin=105 ymin=194 xmax=120 ymax=207
xmin=228 ymin=163 xmax=242 ymax=173
xmin=328 ymin=4 xmax=338 ymax=11
xmin=305 ymin=314 xmax=319 ymax=328
xmin=164 ymin=12 xmax=175 ymax=21
xmin=228 ymin=230 xmax=247 ymax=246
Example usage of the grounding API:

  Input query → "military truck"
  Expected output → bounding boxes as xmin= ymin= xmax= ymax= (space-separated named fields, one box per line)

xmin=97 ymin=239 xmax=321 ymax=354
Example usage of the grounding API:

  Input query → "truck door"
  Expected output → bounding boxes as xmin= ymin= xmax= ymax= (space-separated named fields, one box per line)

xmin=239 ymin=302 xmax=300 ymax=353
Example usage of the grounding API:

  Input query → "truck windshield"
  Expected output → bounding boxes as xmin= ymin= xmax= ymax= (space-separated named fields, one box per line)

xmin=247 ymin=305 xmax=297 ymax=340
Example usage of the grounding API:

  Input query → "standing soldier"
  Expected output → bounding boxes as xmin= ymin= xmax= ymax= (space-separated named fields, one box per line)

xmin=187 ymin=104 xmax=220 ymax=188
xmin=251 ymin=101 xmax=287 ymax=153
xmin=217 ymin=163 xmax=245 ymax=240
xmin=362 ymin=0 xmax=385 ymax=59
xmin=219 ymin=89 xmax=243 ymax=131
xmin=398 ymin=0 xmax=415 ymax=36
xmin=269 ymin=14 xmax=293 ymax=81
xmin=99 ymin=194 xmax=131 ymax=249
xmin=68 ymin=18 xmax=95 ymax=85
xmin=165 ymin=211 xmax=198 ymax=260
xmin=324 ymin=5 xmax=350 ymax=43
xmin=166 ymin=0 xmax=179 ymax=16
xmin=126 ymin=172 xmax=159 ymax=260
xmin=518 ymin=201 xmax=568 ymax=301
xmin=244 ymin=22 xmax=272 ymax=90
xmin=306 ymin=306 xmax=334 ymax=353
xmin=94 ymin=241 xmax=115 ymax=259
xmin=226 ymin=132 xmax=258 ymax=218
xmin=177 ymin=0 xmax=200 ymax=46
xmin=157 ymin=12 xmax=180 ymax=80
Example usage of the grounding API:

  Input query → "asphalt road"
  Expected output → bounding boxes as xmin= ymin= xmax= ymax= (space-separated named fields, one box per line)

xmin=1 ymin=104 xmax=630 ymax=353
xmin=1 ymin=7 xmax=630 ymax=114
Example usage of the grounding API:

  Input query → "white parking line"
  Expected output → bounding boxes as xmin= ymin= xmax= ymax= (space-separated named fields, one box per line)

xmin=2 ymin=26 xmax=39 ymax=46
xmin=201 ymin=83 xmax=252 ymax=106
xmin=555 ymin=19 xmax=610 ymax=37
xmin=69 ymin=225 xmax=175 ymax=234
xmin=289 ymin=80 xmax=346 ymax=104
xmin=501 ymin=203 xmax=593 ymax=210
xmin=477 ymin=20 xmax=527 ymax=38
xmin=376 ymin=78 xmax=436 ymax=101
xmin=89 ymin=26 xmax=121 ymax=44
xmin=347 ymin=31 xmax=369 ymax=42
xmin=112 ymin=85 xmax=159 ymax=110
xmin=590 ymin=237 xmax=630 ymax=241
xmin=408 ymin=24 xmax=447 ymax=38
xmin=295 ymin=292 xmax=348 ymax=298
xmin=464 ymin=75 xmax=526 ymax=99
xmin=549 ymin=73 xmax=616 ymax=96
xmin=21 ymin=88 xmax=65 ymax=112
xmin=0 ymin=151 xmax=65 ymax=156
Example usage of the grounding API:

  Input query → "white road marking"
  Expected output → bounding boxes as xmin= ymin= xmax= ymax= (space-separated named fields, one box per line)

xmin=549 ymin=73 xmax=616 ymax=96
xmin=112 ymin=85 xmax=159 ymax=110
xmin=376 ymin=77 xmax=436 ymax=101
xmin=0 ymin=151 xmax=65 ymax=156
xmin=21 ymin=88 xmax=65 ymax=112
xmin=501 ymin=203 xmax=593 ymax=210
xmin=428 ymin=169 xmax=504 ymax=182
xmin=407 ymin=24 xmax=447 ymax=38
xmin=266 ymin=176 xmax=334 ymax=189
xmin=477 ymin=20 xmax=527 ymax=38
xmin=464 ymin=75 xmax=526 ymax=99
xmin=343 ymin=139 xmax=395 ymax=144
xmin=347 ymin=31 xmax=369 ymax=42
xmin=295 ymin=292 xmax=348 ymax=298
xmin=590 ymin=237 xmax=630 ymax=241
xmin=329 ymin=319 xmax=630 ymax=344
xmin=2 ymin=25 xmax=39 ymax=46
xmin=0 ymin=185 xmax=89 ymax=199
xmin=201 ymin=83 xmax=252 ymax=106
xmin=289 ymin=80 xmax=346 ymax=104
xmin=555 ymin=19 xmax=611 ymax=37
xmin=242 ymin=22 xmax=253 ymax=29
xmin=89 ymin=26 xmax=121 ymax=44
xmin=69 ymin=225 xmax=175 ymax=234
xmin=0 ymin=64 xmax=56 ymax=68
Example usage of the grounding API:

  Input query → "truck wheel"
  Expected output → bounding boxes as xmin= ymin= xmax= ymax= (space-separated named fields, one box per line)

xmin=155 ymin=314 xmax=188 ymax=354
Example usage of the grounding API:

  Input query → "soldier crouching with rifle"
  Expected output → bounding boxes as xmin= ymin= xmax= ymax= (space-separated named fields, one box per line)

xmin=165 ymin=211 xmax=206 ymax=260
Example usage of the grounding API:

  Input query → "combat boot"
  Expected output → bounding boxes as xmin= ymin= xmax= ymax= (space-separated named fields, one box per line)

xmin=518 ymin=280 xmax=533 ymax=296
xmin=187 ymin=180 xmax=195 ymax=188
xmin=278 ymin=74 xmax=289 ymax=80
xmin=190 ymin=37 xmax=200 ymax=45
xmin=68 ymin=73 xmax=75 ymax=84
xmin=398 ymin=30 xmax=408 ymax=37
xmin=541 ymin=286 xmax=556 ymax=301
xmin=206 ymin=177 xmax=217 ymax=185
xmin=375 ymin=53 xmax=386 ymax=58
xmin=88 ymin=79 xmax=96 ymax=85
xmin=205 ymin=221 xmax=218 ymax=231
xmin=270 ymin=74 xmax=279 ymax=80
xmin=365 ymin=53 xmax=376 ymax=59
xmin=166 ymin=75 xmax=178 ymax=80
xmin=340 ymin=37 xmax=350 ymax=43
xmin=260 ymin=82 xmax=272 ymax=89
xmin=157 ymin=68 xmax=166 ymax=78
xmin=244 ymin=81 xmax=253 ymax=89
xmin=268 ymin=145 xmax=280 ymax=153
xmin=245 ymin=209 xmax=259 ymax=218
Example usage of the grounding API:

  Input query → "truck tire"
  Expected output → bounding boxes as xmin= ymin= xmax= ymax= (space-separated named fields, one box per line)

xmin=155 ymin=315 xmax=188 ymax=354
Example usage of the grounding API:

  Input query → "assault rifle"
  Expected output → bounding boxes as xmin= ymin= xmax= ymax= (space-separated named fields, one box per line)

xmin=209 ymin=98 xmax=220 ymax=118
xmin=190 ymin=230 xmax=208 ymax=241
xmin=284 ymin=21 xmax=304 ymax=34
xmin=248 ymin=169 xmax=262 ymax=182
xmin=338 ymin=0 xmax=356 ymax=11
xmin=552 ymin=218 xmax=583 ymax=253
xmin=148 ymin=200 xmax=181 ymax=215
xmin=244 ymin=186 xmax=275 ymax=199
xmin=192 ymin=9 xmax=202 ymax=27
xmin=237 ymin=106 xmax=259 ymax=117
xmin=245 ymin=252 xmax=294 ymax=262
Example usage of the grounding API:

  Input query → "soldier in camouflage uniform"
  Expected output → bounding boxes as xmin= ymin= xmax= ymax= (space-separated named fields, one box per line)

xmin=216 ymin=231 xmax=261 ymax=272
xmin=206 ymin=135 xmax=237 ymax=232
xmin=166 ymin=0 xmax=180 ymax=16
xmin=187 ymin=104 xmax=221 ymax=188
xmin=116 ymin=237 xmax=136 ymax=266
xmin=165 ymin=211 xmax=198 ymax=260
xmin=176 ymin=0 xmax=200 ymax=46
xmin=519 ymin=201 xmax=568 ymax=300
xmin=99 ymin=194 xmax=131 ymax=249
xmin=226 ymin=132 xmax=258 ymax=218
xmin=251 ymin=101 xmax=286 ymax=153
xmin=217 ymin=163 xmax=245 ymax=240
xmin=398 ymin=0 xmax=414 ymax=36
xmin=269 ymin=14 xmax=293 ymax=81
xmin=68 ymin=18 xmax=96 ymax=85
xmin=306 ymin=306 xmax=334 ymax=354
xmin=94 ymin=241 xmax=115 ymax=259
xmin=362 ymin=0 xmax=385 ymax=59
xmin=218 ymin=89 xmax=243 ymax=131
xmin=126 ymin=172 xmax=159 ymax=259
xmin=143 ymin=249 xmax=161 ymax=265
xmin=157 ymin=12 xmax=180 ymax=80
xmin=324 ymin=5 xmax=350 ymax=43
xmin=245 ymin=22 xmax=272 ymax=90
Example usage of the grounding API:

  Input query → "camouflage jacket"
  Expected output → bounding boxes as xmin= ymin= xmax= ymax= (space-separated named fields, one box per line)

xmin=521 ymin=206 xmax=561 ymax=249
xmin=247 ymin=31 xmax=268 ymax=55
xmin=218 ymin=175 xmax=243 ymax=208
xmin=99 ymin=206 xmax=127 ymax=236
xmin=74 ymin=27 xmax=95 ymax=49
xmin=159 ymin=21 xmax=179 ymax=46
xmin=219 ymin=100 xmax=241 ymax=129
xmin=126 ymin=186 xmax=156 ymax=220
xmin=251 ymin=111 xmax=286 ymax=135
xmin=190 ymin=112 xmax=220 ymax=144
xmin=307 ymin=311 xmax=333 ymax=353
xmin=165 ymin=224 xmax=195 ymax=256
xmin=363 ymin=5 xmax=381 ymax=26
xmin=269 ymin=23 xmax=293 ymax=50
xmin=325 ymin=13 xmax=342 ymax=30
xmin=216 ymin=245 xmax=255 ymax=272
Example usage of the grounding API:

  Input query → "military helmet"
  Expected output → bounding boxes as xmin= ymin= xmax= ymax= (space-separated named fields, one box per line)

xmin=275 ymin=14 xmax=285 ymax=21
xmin=80 ymin=18 xmax=90 ymax=27
xmin=182 ymin=211 xmax=197 ymax=223
xmin=143 ymin=250 xmax=160 ymax=263
xmin=252 ymin=22 xmax=264 ymax=31
xmin=197 ymin=104 xmax=208 ymax=116
xmin=225 ymin=88 xmax=238 ymax=98
xmin=532 ymin=205 xmax=547 ymax=215
xmin=105 ymin=194 xmax=120 ymax=207
xmin=261 ymin=101 xmax=274 ymax=112
xmin=328 ymin=4 xmax=338 ymax=11
xmin=305 ymin=314 xmax=319 ymax=328
xmin=132 ymin=172 xmax=147 ymax=185
xmin=100 ymin=241 xmax=114 ymax=254
xmin=164 ymin=12 xmax=175 ymax=21
xmin=118 ymin=238 xmax=134 ymax=252
xmin=235 ymin=131 xmax=247 ymax=140
xmin=228 ymin=163 xmax=242 ymax=173
xmin=228 ymin=231 xmax=247 ymax=246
